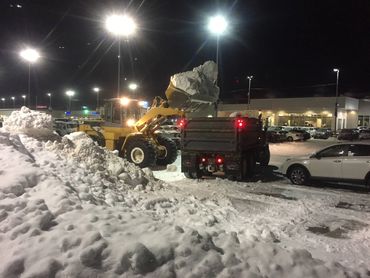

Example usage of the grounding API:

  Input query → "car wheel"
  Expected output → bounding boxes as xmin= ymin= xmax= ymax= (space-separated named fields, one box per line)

xmin=287 ymin=136 xmax=293 ymax=142
xmin=288 ymin=166 xmax=310 ymax=185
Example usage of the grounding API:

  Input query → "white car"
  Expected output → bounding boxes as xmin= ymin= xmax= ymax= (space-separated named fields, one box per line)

xmin=359 ymin=129 xmax=370 ymax=140
xmin=279 ymin=143 xmax=370 ymax=187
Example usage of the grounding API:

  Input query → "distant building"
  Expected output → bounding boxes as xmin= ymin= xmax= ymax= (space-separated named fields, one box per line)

xmin=217 ymin=96 xmax=370 ymax=129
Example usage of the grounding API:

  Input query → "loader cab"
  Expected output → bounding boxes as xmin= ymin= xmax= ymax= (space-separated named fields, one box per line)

xmin=103 ymin=97 xmax=148 ymax=127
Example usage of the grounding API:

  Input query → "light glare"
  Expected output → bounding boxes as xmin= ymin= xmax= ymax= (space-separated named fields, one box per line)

xmin=120 ymin=97 xmax=130 ymax=106
xmin=126 ymin=118 xmax=136 ymax=126
xmin=128 ymin=83 xmax=138 ymax=90
xmin=106 ymin=14 xmax=136 ymax=37
xmin=66 ymin=90 xmax=75 ymax=97
xmin=208 ymin=15 xmax=228 ymax=35
xmin=20 ymin=48 xmax=40 ymax=63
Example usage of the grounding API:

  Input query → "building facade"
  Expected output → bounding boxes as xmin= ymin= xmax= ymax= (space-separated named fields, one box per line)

xmin=218 ymin=97 xmax=370 ymax=129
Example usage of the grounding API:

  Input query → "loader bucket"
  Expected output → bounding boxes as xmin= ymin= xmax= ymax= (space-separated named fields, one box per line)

xmin=165 ymin=82 xmax=215 ymax=111
xmin=165 ymin=61 xmax=220 ymax=112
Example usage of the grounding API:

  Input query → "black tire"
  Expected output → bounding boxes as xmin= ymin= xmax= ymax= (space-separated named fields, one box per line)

xmin=240 ymin=153 xmax=256 ymax=180
xmin=287 ymin=136 xmax=293 ymax=142
xmin=365 ymin=174 xmax=370 ymax=188
xmin=156 ymin=136 xmax=178 ymax=166
xmin=184 ymin=170 xmax=202 ymax=179
xmin=288 ymin=165 xmax=310 ymax=185
xmin=89 ymin=133 xmax=106 ymax=147
xmin=125 ymin=137 xmax=157 ymax=168
xmin=259 ymin=145 xmax=270 ymax=166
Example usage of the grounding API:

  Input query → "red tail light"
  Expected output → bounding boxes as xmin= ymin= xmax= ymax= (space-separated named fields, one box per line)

xmin=235 ymin=118 xmax=246 ymax=129
xmin=216 ymin=156 xmax=224 ymax=165
xmin=201 ymin=157 xmax=207 ymax=163
xmin=177 ymin=118 xmax=187 ymax=129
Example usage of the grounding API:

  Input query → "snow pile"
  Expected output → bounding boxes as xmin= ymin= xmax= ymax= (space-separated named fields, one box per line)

xmin=2 ymin=106 xmax=52 ymax=132
xmin=0 ymin=109 xmax=369 ymax=277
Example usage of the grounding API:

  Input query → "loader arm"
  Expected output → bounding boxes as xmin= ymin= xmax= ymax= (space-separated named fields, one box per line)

xmin=134 ymin=102 xmax=184 ymax=133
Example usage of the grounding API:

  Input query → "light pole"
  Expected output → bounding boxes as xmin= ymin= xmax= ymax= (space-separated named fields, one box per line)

xmin=66 ymin=90 xmax=75 ymax=112
xmin=128 ymin=83 xmax=138 ymax=95
xmin=207 ymin=15 xmax=228 ymax=65
xmin=22 ymin=95 xmax=26 ymax=106
xmin=1 ymin=98 xmax=5 ymax=108
xmin=333 ymin=68 xmax=340 ymax=134
xmin=93 ymin=87 xmax=100 ymax=110
xmin=247 ymin=75 xmax=253 ymax=109
xmin=47 ymin=93 xmax=52 ymax=110
xmin=106 ymin=14 xmax=137 ymax=98
xmin=19 ymin=48 xmax=40 ymax=107
xmin=11 ymin=97 xmax=15 ymax=108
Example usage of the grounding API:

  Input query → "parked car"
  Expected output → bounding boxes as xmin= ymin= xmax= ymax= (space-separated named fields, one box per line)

xmin=313 ymin=128 xmax=330 ymax=139
xmin=337 ymin=129 xmax=359 ymax=140
xmin=279 ymin=143 xmax=370 ymax=186
xmin=281 ymin=130 xmax=304 ymax=142
xmin=359 ymin=129 xmax=370 ymax=140
xmin=290 ymin=128 xmax=311 ymax=140
xmin=53 ymin=121 xmax=78 ymax=136
xmin=266 ymin=130 xmax=287 ymax=142
xmin=301 ymin=127 xmax=317 ymax=137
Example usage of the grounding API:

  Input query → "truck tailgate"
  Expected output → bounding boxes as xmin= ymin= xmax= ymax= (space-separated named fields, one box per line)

xmin=181 ymin=117 xmax=237 ymax=152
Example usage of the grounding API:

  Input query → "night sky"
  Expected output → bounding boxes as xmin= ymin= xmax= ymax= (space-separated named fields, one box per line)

xmin=0 ymin=0 xmax=370 ymax=109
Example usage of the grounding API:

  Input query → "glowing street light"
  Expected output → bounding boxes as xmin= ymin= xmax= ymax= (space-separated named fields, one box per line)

xmin=128 ymin=83 xmax=138 ymax=91
xmin=105 ymin=14 xmax=137 ymax=98
xmin=66 ymin=90 xmax=75 ymax=111
xmin=207 ymin=15 xmax=228 ymax=36
xmin=120 ymin=97 xmax=130 ymax=106
xmin=93 ymin=87 xmax=100 ymax=110
xmin=47 ymin=93 xmax=52 ymax=109
xmin=333 ymin=68 xmax=340 ymax=134
xmin=11 ymin=97 xmax=15 ymax=108
xmin=1 ymin=98 xmax=5 ymax=108
xmin=19 ymin=48 xmax=40 ymax=107
xmin=22 ymin=95 xmax=26 ymax=106
xmin=246 ymin=75 xmax=253 ymax=109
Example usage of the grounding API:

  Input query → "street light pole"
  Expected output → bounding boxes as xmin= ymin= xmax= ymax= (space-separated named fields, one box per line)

xmin=247 ymin=75 xmax=253 ymax=109
xmin=105 ymin=14 xmax=137 ymax=98
xmin=11 ymin=97 xmax=15 ymax=108
xmin=66 ymin=90 xmax=75 ymax=112
xmin=47 ymin=93 xmax=52 ymax=110
xmin=333 ymin=68 xmax=340 ymax=134
xmin=1 ymin=98 xmax=5 ymax=108
xmin=20 ymin=48 xmax=40 ymax=108
xmin=22 ymin=95 xmax=26 ymax=106
xmin=93 ymin=87 xmax=100 ymax=110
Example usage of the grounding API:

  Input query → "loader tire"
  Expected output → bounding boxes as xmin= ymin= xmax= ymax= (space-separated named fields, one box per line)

xmin=125 ymin=137 xmax=156 ymax=168
xmin=156 ymin=136 xmax=178 ymax=166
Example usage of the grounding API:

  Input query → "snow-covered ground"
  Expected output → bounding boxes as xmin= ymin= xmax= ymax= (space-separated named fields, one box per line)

xmin=0 ymin=107 xmax=369 ymax=277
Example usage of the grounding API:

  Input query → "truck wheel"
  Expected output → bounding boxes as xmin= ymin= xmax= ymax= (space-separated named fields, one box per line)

xmin=240 ymin=153 xmax=256 ymax=180
xmin=125 ymin=137 xmax=157 ymax=168
xmin=156 ymin=136 xmax=178 ymax=166
xmin=184 ymin=170 xmax=202 ymax=179
xmin=259 ymin=145 xmax=270 ymax=166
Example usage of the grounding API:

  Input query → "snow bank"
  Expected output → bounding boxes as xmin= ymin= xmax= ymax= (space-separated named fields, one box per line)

xmin=0 ymin=108 xmax=368 ymax=277
xmin=3 ymin=106 xmax=52 ymax=132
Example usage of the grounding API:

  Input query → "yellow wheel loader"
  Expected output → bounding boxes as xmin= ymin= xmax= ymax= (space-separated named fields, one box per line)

xmin=78 ymin=61 xmax=219 ymax=168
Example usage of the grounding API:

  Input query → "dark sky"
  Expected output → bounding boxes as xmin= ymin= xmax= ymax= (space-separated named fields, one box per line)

xmin=0 ymin=0 xmax=370 ymax=109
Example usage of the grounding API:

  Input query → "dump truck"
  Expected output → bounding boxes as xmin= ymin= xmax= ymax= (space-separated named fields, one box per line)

xmin=78 ymin=61 xmax=219 ymax=168
xmin=180 ymin=115 xmax=270 ymax=180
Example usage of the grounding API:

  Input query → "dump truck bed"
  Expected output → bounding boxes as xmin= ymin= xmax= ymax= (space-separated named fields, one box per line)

xmin=181 ymin=117 xmax=264 ymax=153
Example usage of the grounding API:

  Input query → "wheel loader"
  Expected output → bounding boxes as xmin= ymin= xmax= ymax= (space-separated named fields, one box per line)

xmin=78 ymin=61 xmax=218 ymax=168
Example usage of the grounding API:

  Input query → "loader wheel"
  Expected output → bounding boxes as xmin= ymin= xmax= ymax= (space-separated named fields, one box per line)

xmin=89 ymin=134 xmax=106 ymax=147
xmin=125 ymin=137 xmax=156 ymax=168
xmin=259 ymin=145 xmax=270 ymax=166
xmin=156 ymin=136 xmax=178 ymax=166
